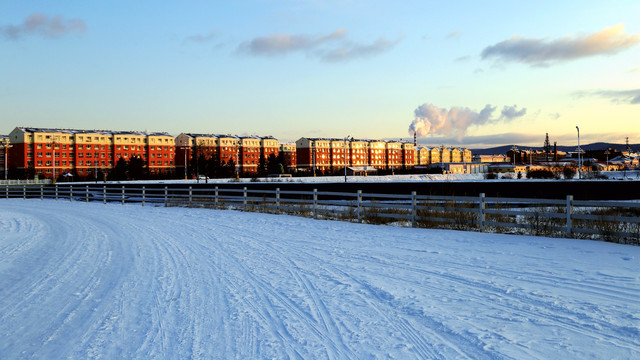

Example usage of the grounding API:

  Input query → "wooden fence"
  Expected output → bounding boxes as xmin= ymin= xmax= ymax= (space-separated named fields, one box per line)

xmin=4 ymin=184 xmax=640 ymax=245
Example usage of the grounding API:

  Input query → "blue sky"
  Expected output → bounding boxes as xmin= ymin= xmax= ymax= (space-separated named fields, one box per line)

xmin=2 ymin=0 xmax=639 ymax=147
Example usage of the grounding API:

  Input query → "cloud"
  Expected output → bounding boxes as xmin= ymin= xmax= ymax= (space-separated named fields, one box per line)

xmin=1 ymin=13 xmax=86 ymax=40
xmin=446 ymin=30 xmax=461 ymax=39
xmin=319 ymin=36 xmax=401 ymax=62
xmin=630 ymin=67 xmax=640 ymax=73
xmin=237 ymin=28 xmax=399 ymax=61
xmin=237 ymin=28 xmax=346 ymax=56
xmin=408 ymin=103 xmax=527 ymax=141
xmin=500 ymin=105 xmax=527 ymax=120
xmin=184 ymin=31 xmax=217 ymax=44
xmin=577 ymin=88 xmax=640 ymax=105
xmin=481 ymin=24 xmax=640 ymax=66
xmin=401 ymin=131 xmax=639 ymax=148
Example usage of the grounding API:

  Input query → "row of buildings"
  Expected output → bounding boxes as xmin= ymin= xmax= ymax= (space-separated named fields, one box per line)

xmin=1 ymin=127 xmax=476 ymax=179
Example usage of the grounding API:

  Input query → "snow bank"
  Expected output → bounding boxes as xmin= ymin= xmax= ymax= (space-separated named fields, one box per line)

xmin=1 ymin=199 xmax=639 ymax=359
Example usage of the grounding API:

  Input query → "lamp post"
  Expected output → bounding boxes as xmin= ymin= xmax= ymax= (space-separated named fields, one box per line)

xmin=2 ymin=140 xmax=12 ymax=180
xmin=183 ymin=145 xmax=188 ymax=180
xmin=235 ymin=139 xmax=240 ymax=179
xmin=604 ymin=150 xmax=610 ymax=171
xmin=51 ymin=136 xmax=59 ymax=183
xmin=576 ymin=126 xmax=581 ymax=179
xmin=344 ymin=135 xmax=350 ymax=183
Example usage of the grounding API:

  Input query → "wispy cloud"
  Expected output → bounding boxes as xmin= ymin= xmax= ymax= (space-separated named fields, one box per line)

xmin=237 ymin=29 xmax=400 ymax=62
xmin=577 ymin=88 xmax=640 ymax=105
xmin=481 ymin=24 xmax=640 ymax=66
xmin=402 ymin=132 xmax=638 ymax=148
xmin=446 ymin=30 xmax=461 ymax=39
xmin=320 ymin=36 xmax=401 ymax=62
xmin=238 ymin=28 xmax=346 ymax=56
xmin=1 ymin=13 xmax=86 ymax=40
xmin=183 ymin=31 xmax=217 ymax=44
xmin=630 ymin=67 xmax=640 ymax=73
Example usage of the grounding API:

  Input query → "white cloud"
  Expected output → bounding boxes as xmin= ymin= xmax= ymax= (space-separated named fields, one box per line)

xmin=1 ymin=13 xmax=86 ymax=40
xmin=481 ymin=24 xmax=640 ymax=66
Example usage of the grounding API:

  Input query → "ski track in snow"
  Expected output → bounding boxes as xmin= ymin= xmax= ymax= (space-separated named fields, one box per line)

xmin=1 ymin=199 xmax=639 ymax=359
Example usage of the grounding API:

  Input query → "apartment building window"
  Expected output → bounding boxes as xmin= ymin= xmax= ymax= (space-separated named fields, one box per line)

xmin=37 ymin=161 xmax=43 ymax=166
xmin=45 ymin=152 xmax=51 ymax=157
xmin=78 ymin=144 xmax=83 ymax=149
xmin=37 ymin=152 xmax=43 ymax=157
xmin=37 ymin=144 xmax=42 ymax=149
xmin=27 ymin=152 xmax=33 ymax=157
xmin=28 ymin=144 xmax=33 ymax=149
xmin=123 ymin=145 xmax=129 ymax=150
xmin=78 ymin=153 xmax=83 ymax=158
xmin=78 ymin=160 xmax=83 ymax=165
xmin=45 ymin=160 xmax=51 ymax=166
xmin=116 ymin=145 xmax=121 ymax=150
xmin=27 ymin=161 xmax=33 ymax=166
xmin=86 ymin=144 xmax=92 ymax=150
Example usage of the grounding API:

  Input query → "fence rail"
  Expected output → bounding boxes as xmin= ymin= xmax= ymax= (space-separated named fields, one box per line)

xmin=3 ymin=184 xmax=640 ymax=245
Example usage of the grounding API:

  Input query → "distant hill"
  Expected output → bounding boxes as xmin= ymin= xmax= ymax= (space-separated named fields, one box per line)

xmin=471 ymin=143 xmax=640 ymax=155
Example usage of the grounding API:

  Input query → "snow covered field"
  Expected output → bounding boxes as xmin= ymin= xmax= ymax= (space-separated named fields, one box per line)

xmin=1 ymin=199 xmax=639 ymax=359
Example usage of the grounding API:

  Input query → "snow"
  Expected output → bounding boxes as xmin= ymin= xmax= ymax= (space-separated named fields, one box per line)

xmin=1 ymin=199 xmax=639 ymax=359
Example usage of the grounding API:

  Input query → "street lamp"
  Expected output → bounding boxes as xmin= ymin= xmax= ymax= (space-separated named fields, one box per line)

xmin=604 ymin=149 xmax=610 ymax=171
xmin=576 ymin=126 xmax=581 ymax=179
xmin=344 ymin=135 xmax=350 ymax=183
xmin=2 ymin=140 xmax=12 ymax=180
xmin=182 ymin=145 xmax=188 ymax=180
xmin=51 ymin=136 xmax=59 ymax=183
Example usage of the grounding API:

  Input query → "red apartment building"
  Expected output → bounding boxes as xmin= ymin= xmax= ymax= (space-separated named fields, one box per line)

xmin=279 ymin=143 xmax=296 ymax=170
xmin=296 ymin=137 xmax=415 ymax=172
xmin=175 ymin=133 xmax=287 ymax=175
xmin=7 ymin=127 xmax=174 ymax=179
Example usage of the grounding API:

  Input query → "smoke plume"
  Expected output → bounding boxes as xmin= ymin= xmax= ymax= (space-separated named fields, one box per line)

xmin=408 ymin=103 xmax=526 ymax=140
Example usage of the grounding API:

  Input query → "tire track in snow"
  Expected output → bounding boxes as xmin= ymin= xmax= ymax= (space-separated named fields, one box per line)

xmin=211 ymin=219 xmax=469 ymax=359
xmin=331 ymin=251 xmax=640 ymax=353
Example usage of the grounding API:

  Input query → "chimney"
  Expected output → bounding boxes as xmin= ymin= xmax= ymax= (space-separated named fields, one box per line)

xmin=414 ymin=131 xmax=417 ymax=146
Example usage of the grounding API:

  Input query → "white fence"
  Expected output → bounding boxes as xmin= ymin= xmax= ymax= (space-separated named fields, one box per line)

xmin=4 ymin=184 xmax=640 ymax=245
xmin=0 ymin=179 xmax=52 ymax=186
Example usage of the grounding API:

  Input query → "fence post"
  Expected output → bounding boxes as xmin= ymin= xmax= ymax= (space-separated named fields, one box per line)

xmin=121 ymin=185 xmax=125 ymax=205
xmin=276 ymin=187 xmax=280 ymax=213
xmin=214 ymin=186 xmax=218 ymax=206
xmin=70 ymin=185 xmax=73 ymax=202
xmin=566 ymin=195 xmax=573 ymax=237
xmin=55 ymin=183 xmax=58 ymax=200
xmin=23 ymin=185 xmax=26 ymax=200
xmin=411 ymin=191 xmax=417 ymax=227
xmin=188 ymin=186 xmax=192 ymax=206
xmin=5 ymin=184 xmax=8 ymax=199
xmin=243 ymin=187 xmax=247 ymax=211
xmin=313 ymin=188 xmax=318 ymax=219
xmin=142 ymin=186 xmax=146 ymax=206
xmin=164 ymin=186 xmax=168 ymax=207
xmin=478 ymin=193 xmax=485 ymax=232
xmin=357 ymin=190 xmax=362 ymax=223
xmin=103 ymin=185 xmax=106 ymax=204
xmin=40 ymin=184 xmax=44 ymax=200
